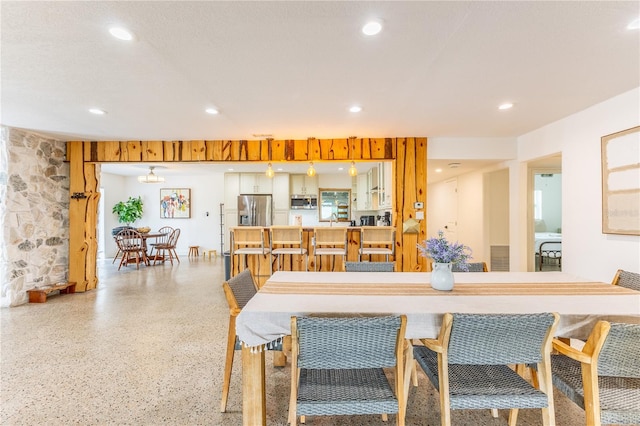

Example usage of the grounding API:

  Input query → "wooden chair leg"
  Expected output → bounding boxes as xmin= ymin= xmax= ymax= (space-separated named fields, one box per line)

xmin=220 ymin=318 xmax=237 ymax=412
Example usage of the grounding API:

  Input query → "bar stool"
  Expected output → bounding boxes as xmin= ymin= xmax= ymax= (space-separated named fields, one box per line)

xmin=358 ymin=226 xmax=395 ymax=262
xmin=230 ymin=227 xmax=270 ymax=274
xmin=270 ymin=226 xmax=307 ymax=271
xmin=313 ymin=227 xmax=347 ymax=271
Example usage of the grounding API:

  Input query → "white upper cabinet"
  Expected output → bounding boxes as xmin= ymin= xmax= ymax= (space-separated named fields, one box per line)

xmin=272 ymin=173 xmax=290 ymax=210
xmin=290 ymin=174 xmax=318 ymax=196
xmin=383 ymin=162 xmax=393 ymax=208
xmin=356 ymin=173 xmax=370 ymax=211
xmin=240 ymin=173 xmax=273 ymax=194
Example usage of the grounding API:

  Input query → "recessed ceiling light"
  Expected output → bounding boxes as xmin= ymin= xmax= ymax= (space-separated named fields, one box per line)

xmin=228 ymin=168 xmax=234 ymax=171
xmin=628 ymin=18 xmax=640 ymax=30
xmin=338 ymin=167 xmax=344 ymax=171
xmin=349 ymin=105 xmax=362 ymax=113
xmin=89 ymin=108 xmax=106 ymax=115
xmin=498 ymin=103 xmax=514 ymax=110
xmin=109 ymin=27 xmax=134 ymax=41
xmin=205 ymin=108 xmax=219 ymax=115
xmin=435 ymin=168 xmax=443 ymax=173
xmin=362 ymin=20 xmax=383 ymax=36
xmin=277 ymin=168 xmax=283 ymax=172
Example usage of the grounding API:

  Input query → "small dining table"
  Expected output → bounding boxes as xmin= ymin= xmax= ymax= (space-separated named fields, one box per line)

xmin=235 ymin=271 xmax=640 ymax=425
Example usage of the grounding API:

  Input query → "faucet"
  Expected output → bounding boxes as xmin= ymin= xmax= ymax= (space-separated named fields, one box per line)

xmin=329 ymin=213 xmax=338 ymax=227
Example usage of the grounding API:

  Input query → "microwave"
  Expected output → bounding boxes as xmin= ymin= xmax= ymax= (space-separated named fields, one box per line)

xmin=290 ymin=195 xmax=317 ymax=210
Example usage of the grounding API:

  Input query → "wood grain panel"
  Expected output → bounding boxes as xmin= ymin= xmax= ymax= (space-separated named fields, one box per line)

xmin=141 ymin=141 xmax=164 ymax=162
xmin=68 ymin=136 xmax=428 ymax=294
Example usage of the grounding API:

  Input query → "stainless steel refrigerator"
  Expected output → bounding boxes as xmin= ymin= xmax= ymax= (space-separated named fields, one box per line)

xmin=237 ymin=194 xmax=272 ymax=226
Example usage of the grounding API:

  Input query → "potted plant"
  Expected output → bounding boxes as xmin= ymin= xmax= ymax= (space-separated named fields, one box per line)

xmin=112 ymin=196 xmax=144 ymax=235
xmin=417 ymin=230 xmax=472 ymax=291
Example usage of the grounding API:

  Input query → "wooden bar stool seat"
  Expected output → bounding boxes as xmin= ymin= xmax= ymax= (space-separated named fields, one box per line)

xmin=188 ymin=246 xmax=199 ymax=257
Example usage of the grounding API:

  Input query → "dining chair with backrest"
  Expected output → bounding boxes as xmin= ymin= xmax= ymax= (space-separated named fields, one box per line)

xmin=451 ymin=262 xmax=488 ymax=272
xmin=288 ymin=315 xmax=407 ymax=426
xmin=153 ymin=228 xmax=181 ymax=265
xmin=611 ymin=269 xmax=640 ymax=291
xmin=345 ymin=261 xmax=395 ymax=272
xmin=115 ymin=228 xmax=149 ymax=270
xmin=220 ymin=269 xmax=284 ymax=412
xmin=413 ymin=312 xmax=559 ymax=426
xmin=269 ymin=226 xmax=307 ymax=271
xmin=148 ymin=226 xmax=174 ymax=260
xmin=312 ymin=227 xmax=347 ymax=271
xmin=230 ymin=226 xmax=270 ymax=275
xmin=543 ymin=320 xmax=640 ymax=426
xmin=359 ymin=226 xmax=395 ymax=262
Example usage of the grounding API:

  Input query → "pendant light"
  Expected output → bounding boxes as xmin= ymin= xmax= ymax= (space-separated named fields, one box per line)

xmin=265 ymin=163 xmax=275 ymax=178
xmin=138 ymin=166 xmax=165 ymax=183
xmin=307 ymin=162 xmax=316 ymax=177
xmin=348 ymin=161 xmax=358 ymax=177
xmin=265 ymin=138 xmax=275 ymax=178
xmin=348 ymin=136 xmax=358 ymax=176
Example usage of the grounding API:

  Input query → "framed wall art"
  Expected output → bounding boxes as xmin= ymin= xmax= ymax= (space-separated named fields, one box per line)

xmin=601 ymin=126 xmax=640 ymax=235
xmin=160 ymin=188 xmax=191 ymax=219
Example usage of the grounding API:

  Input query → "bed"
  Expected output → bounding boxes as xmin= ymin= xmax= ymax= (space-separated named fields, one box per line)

xmin=535 ymin=232 xmax=562 ymax=270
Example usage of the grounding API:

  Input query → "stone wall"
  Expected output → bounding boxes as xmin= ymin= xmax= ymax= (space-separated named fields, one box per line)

xmin=1 ymin=127 xmax=69 ymax=307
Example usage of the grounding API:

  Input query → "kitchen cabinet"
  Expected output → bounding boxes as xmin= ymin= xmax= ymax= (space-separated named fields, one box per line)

xmin=272 ymin=173 xmax=290 ymax=210
xmin=382 ymin=162 xmax=393 ymax=208
xmin=290 ymin=174 xmax=318 ymax=196
xmin=356 ymin=173 xmax=370 ymax=211
xmin=273 ymin=210 xmax=289 ymax=226
xmin=240 ymin=173 xmax=272 ymax=194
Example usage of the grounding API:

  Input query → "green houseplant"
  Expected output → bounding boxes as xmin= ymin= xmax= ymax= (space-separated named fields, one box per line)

xmin=112 ymin=196 xmax=144 ymax=235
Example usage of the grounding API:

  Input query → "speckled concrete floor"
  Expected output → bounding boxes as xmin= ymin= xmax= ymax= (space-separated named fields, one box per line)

xmin=1 ymin=258 xmax=587 ymax=425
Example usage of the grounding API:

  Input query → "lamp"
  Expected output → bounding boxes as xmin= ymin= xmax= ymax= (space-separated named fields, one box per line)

xmin=348 ymin=136 xmax=358 ymax=177
xmin=348 ymin=161 xmax=358 ymax=177
xmin=307 ymin=162 xmax=316 ymax=177
xmin=138 ymin=166 xmax=165 ymax=183
xmin=265 ymin=163 xmax=275 ymax=178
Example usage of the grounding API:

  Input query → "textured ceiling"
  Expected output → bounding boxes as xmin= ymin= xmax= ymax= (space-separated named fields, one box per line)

xmin=1 ymin=2 xmax=636 ymax=182
xmin=2 ymin=1 xmax=639 ymax=143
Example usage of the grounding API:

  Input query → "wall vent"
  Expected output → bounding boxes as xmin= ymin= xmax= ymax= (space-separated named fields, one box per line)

xmin=490 ymin=245 xmax=510 ymax=271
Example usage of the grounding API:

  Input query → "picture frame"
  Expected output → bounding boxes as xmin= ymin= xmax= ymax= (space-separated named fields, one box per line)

xmin=160 ymin=188 xmax=191 ymax=219
xmin=601 ymin=126 xmax=640 ymax=235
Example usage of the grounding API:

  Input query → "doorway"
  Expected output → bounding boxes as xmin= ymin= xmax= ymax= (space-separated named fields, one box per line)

xmin=529 ymin=155 xmax=562 ymax=271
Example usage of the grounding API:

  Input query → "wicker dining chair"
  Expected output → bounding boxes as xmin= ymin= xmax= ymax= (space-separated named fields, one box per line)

xmin=289 ymin=315 xmax=407 ymax=426
xmin=611 ymin=269 xmax=640 ymax=291
xmin=543 ymin=321 xmax=640 ymax=426
xmin=413 ymin=312 xmax=559 ymax=426
xmin=452 ymin=262 xmax=488 ymax=272
xmin=345 ymin=261 xmax=395 ymax=272
xmin=220 ymin=269 xmax=284 ymax=413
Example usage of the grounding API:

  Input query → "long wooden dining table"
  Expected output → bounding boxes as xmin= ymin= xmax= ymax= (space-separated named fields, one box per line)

xmin=235 ymin=271 xmax=640 ymax=425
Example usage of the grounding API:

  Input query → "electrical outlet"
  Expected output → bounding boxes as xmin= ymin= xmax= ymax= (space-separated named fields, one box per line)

xmin=414 ymin=202 xmax=424 ymax=209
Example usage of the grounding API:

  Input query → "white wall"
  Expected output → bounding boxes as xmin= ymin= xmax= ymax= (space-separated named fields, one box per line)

xmin=101 ymin=171 xmax=226 ymax=257
xmin=516 ymin=87 xmax=640 ymax=281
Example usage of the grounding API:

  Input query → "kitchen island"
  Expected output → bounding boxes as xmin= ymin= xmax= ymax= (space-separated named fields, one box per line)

xmin=230 ymin=226 xmax=394 ymax=286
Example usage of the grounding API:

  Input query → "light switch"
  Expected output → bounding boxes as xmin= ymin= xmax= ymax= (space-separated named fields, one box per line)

xmin=416 ymin=211 xmax=424 ymax=220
